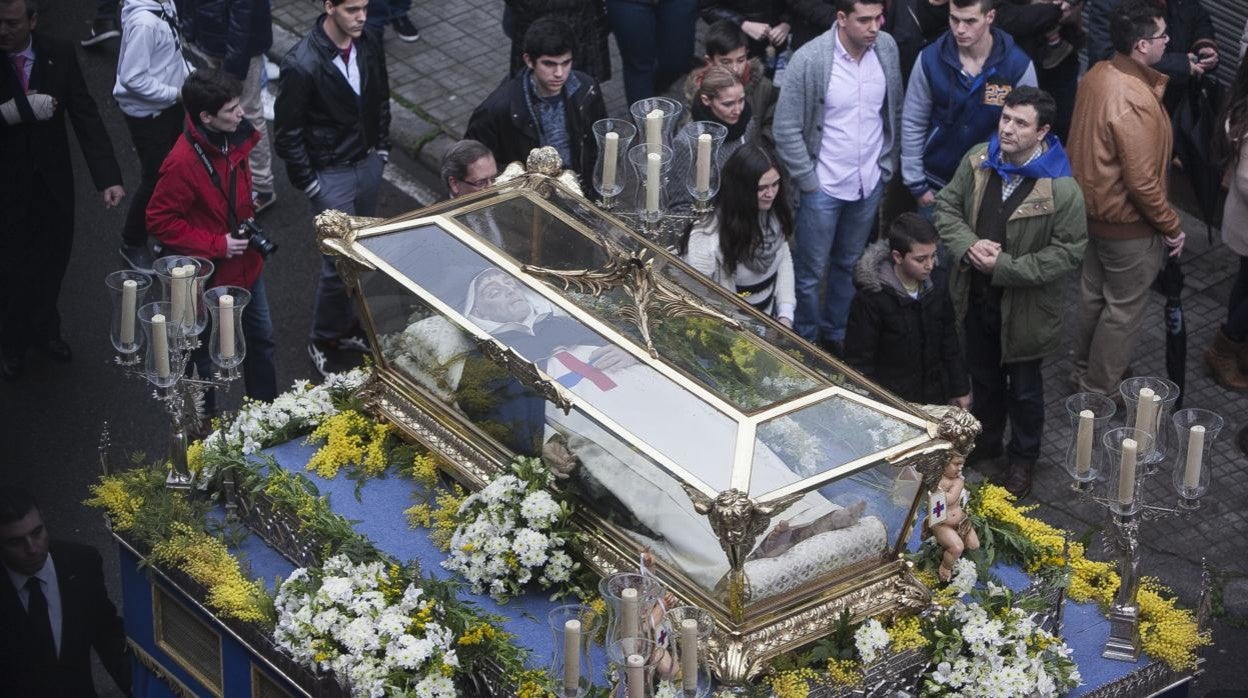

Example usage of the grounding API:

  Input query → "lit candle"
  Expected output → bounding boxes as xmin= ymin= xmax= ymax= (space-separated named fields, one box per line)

xmin=562 ymin=619 xmax=580 ymax=692
xmin=1133 ymin=387 xmax=1155 ymax=442
xmin=626 ymin=654 xmax=645 ymax=698
xmin=1075 ymin=409 xmax=1094 ymax=476
xmin=120 ymin=280 xmax=137 ymax=346
xmin=1117 ymin=437 xmax=1137 ymax=507
xmin=218 ymin=295 xmax=235 ymax=359
xmin=646 ymin=152 xmax=661 ymax=213
xmin=646 ymin=108 xmax=663 ymax=153
xmin=602 ymin=131 xmax=619 ymax=191
xmin=680 ymin=618 xmax=698 ymax=691
xmin=621 ymin=587 xmax=639 ymax=639
xmin=1183 ymin=425 xmax=1205 ymax=490
xmin=695 ymin=133 xmax=711 ymax=195
xmin=169 ymin=267 xmax=187 ymax=331
xmin=151 ymin=314 xmax=170 ymax=378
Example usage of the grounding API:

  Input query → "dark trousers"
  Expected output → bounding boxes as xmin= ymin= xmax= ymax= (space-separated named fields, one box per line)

xmin=965 ymin=302 xmax=1044 ymax=464
xmin=122 ymin=106 xmax=185 ymax=247
xmin=1226 ymin=256 xmax=1248 ymax=342
xmin=605 ymin=0 xmax=698 ymax=104
xmin=364 ymin=0 xmax=412 ymax=27
xmin=1 ymin=176 xmax=73 ymax=356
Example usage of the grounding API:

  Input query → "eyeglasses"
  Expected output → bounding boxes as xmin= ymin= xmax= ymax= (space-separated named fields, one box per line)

xmin=1142 ymin=32 xmax=1168 ymax=42
xmin=462 ymin=175 xmax=495 ymax=189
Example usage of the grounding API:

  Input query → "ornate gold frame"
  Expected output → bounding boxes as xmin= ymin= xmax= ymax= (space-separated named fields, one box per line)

xmin=319 ymin=172 xmax=975 ymax=683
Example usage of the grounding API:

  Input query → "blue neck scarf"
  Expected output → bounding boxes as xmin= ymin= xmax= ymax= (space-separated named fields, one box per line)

xmin=981 ymin=132 xmax=1072 ymax=181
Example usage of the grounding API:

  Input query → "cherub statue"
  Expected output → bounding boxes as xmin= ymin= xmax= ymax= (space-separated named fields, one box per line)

xmin=925 ymin=453 xmax=980 ymax=582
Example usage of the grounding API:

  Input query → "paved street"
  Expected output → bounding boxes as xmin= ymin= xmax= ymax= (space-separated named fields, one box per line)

xmin=2 ymin=0 xmax=1244 ymax=694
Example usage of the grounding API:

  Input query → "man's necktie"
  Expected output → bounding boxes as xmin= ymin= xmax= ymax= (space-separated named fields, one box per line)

xmin=10 ymin=54 xmax=29 ymax=92
xmin=25 ymin=577 xmax=57 ymax=663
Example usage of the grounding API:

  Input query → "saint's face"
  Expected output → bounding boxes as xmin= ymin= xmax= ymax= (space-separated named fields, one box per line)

xmin=470 ymin=271 xmax=531 ymax=323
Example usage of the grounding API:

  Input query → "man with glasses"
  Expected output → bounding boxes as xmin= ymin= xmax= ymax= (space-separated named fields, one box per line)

xmin=440 ymin=139 xmax=498 ymax=199
xmin=1067 ymin=0 xmax=1185 ymax=400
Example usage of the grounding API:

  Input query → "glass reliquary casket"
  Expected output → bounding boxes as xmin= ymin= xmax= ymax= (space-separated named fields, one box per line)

xmin=316 ymin=167 xmax=976 ymax=683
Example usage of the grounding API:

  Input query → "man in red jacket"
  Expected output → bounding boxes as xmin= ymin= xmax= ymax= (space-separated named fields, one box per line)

xmin=147 ymin=70 xmax=277 ymax=401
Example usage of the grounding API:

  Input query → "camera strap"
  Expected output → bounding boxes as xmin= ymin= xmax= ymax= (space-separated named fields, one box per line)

xmin=188 ymin=133 xmax=238 ymax=235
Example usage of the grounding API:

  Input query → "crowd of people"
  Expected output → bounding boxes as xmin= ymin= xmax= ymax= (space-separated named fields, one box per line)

xmin=3 ymin=0 xmax=1248 ymax=692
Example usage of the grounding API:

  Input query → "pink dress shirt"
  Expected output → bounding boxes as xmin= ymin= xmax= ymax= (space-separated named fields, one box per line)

xmin=816 ymin=30 xmax=886 ymax=201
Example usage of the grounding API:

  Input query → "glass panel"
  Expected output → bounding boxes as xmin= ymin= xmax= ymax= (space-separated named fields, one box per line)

xmin=740 ymin=460 xmax=911 ymax=600
xmin=453 ymin=195 xmax=613 ymax=271
xmin=751 ymin=397 xmax=925 ymax=497
xmin=361 ymin=226 xmax=737 ymax=491
xmin=549 ymin=406 xmax=731 ymax=595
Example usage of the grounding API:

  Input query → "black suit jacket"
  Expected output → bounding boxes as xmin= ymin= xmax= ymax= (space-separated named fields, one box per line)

xmin=0 ymin=541 xmax=130 ymax=698
xmin=0 ymin=33 xmax=122 ymax=210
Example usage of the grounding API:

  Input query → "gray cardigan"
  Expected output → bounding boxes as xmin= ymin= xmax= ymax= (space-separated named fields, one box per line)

xmin=773 ymin=28 xmax=904 ymax=194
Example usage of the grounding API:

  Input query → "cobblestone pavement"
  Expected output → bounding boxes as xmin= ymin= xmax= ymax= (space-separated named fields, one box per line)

xmin=267 ymin=1 xmax=1248 ymax=690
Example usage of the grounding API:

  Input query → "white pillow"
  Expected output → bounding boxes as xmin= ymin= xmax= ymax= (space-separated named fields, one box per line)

xmin=384 ymin=316 xmax=474 ymax=401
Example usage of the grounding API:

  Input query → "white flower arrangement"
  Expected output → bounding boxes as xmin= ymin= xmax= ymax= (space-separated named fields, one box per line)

xmin=273 ymin=555 xmax=459 ymax=698
xmin=203 ymin=368 xmax=369 ymax=457
xmin=853 ymin=618 xmax=890 ymax=665
xmin=923 ymin=576 xmax=1081 ymax=698
xmin=949 ymin=557 xmax=978 ymax=597
xmin=442 ymin=456 xmax=579 ymax=602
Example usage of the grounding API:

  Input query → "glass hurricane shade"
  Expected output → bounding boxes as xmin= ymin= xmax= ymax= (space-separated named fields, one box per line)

xmin=105 ymin=270 xmax=153 ymax=358
xmin=1170 ymin=408 xmax=1222 ymax=500
xmin=153 ymin=255 xmax=213 ymax=345
xmin=629 ymin=97 xmax=683 ymax=155
xmin=547 ymin=604 xmax=600 ymax=697
xmin=592 ymin=118 xmax=637 ymax=199
xmin=1118 ymin=376 xmax=1180 ymax=467
xmin=1102 ymin=427 xmax=1154 ymax=516
xmin=204 ymin=286 xmax=251 ymax=371
xmin=627 ymin=143 xmax=673 ymax=223
xmin=679 ymin=121 xmax=728 ymax=203
xmin=138 ymin=301 xmax=183 ymax=388
xmin=1063 ymin=393 xmax=1117 ymax=482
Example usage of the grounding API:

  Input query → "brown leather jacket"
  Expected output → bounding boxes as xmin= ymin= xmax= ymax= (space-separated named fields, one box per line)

xmin=1067 ymin=53 xmax=1181 ymax=240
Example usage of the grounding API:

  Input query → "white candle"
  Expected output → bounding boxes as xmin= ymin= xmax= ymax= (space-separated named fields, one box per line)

xmin=695 ymin=133 xmax=712 ymax=195
xmin=182 ymin=265 xmax=199 ymax=325
xmin=626 ymin=654 xmax=645 ymax=698
xmin=151 ymin=314 xmax=170 ymax=378
xmin=1133 ymin=387 xmax=1155 ymax=442
xmin=646 ymin=108 xmax=663 ymax=153
xmin=1117 ymin=437 xmax=1137 ymax=507
xmin=645 ymin=152 xmax=661 ymax=213
xmin=562 ymin=619 xmax=580 ymax=692
xmin=169 ymin=267 xmax=187 ymax=330
xmin=120 ymin=280 xmax=137 ymax=346
xmin=1183 ymin=425 xmax=1205 ymax=490
xmin=1075 ymin=409 xmax=1094 ymax=476
xmin=680 ymin=618 xmax=698 ymax=691
xmin=621 ymin=587 xmax=639 ymax=639
xmin=602 ymin=131 xmax=619 ymax=191
xmin=218 ymin=295 xmax=235 ymax=359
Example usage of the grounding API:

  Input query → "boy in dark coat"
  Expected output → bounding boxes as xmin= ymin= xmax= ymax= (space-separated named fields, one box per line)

xmin=844 ymin=213 xmax=970 ymax=408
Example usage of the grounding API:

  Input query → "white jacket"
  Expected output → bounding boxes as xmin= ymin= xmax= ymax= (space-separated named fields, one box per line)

xmin=113 ymin=0 xmax=190 ymax=118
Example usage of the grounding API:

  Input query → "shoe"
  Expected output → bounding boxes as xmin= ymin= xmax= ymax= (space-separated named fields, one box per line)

xmin=119 ymin=243 xmax=156 ymax=274
xmin=1205 ymin=329 xmax=1248 ymax=391
xmin=336 ymin=333 xmax=371 ymax=354
xmin=817 ymin=338 xmax=844 ymax=358
xmin=390 ymin=16 xmax=421 ymax=42
xmin=966 ymin=442 xmax=1004 ymax=471
xmin=999 ymin=461 xmax=1035 ymax=500
xmin=81 ymin=18 xmax=120 ymax=47
xmin=41 ymin=337 xmax=72 ymax=363
xmin=253 ymin=191 xmax=277 ymax=214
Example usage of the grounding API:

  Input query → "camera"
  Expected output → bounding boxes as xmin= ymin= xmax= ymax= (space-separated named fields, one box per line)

xmin=233 ymin=218 xmax=278 ymax=258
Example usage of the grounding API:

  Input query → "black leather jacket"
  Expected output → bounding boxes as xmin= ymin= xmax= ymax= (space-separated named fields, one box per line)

xmin=273 ymin=17 xmax=391 ymax=194
xmin=464 ymin=69 xmax=606 ymax=181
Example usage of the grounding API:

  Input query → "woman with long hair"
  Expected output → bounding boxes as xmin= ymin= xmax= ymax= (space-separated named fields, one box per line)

xmin=668 ymin=66 xmax=760 ymax=208
xmin=680 ymin=145 xmax=795 ymax=326
xmin=1207 ymin=55 xmax=1248 ymax=390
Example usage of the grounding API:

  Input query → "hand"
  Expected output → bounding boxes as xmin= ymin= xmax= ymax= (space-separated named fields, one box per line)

xmin=26 ymin=93 xmax=57 ymax=120
xmin=916 ymin=190 xmax=936 ymax=208
xmin=1189 ymin=55 xmax=1206 ymax=77
xmin=102 ymin=185 xmax=125 ymax=208
xmin=778 ymin=316 xmax=793 ymax=329
xmin=1198 ymin=48 xmax=1219 ymax=70
xmin=741 ymin=20 xmax=770 ymax=42
xmin=224 ymin=233 xmax=249 ymax=258
xmin=588 ymin=344 xmax=636 ymax=372
xmin=951 ymin=394 xmax=972 ymax=410
xmin=967 ymin=243 xmax=1000 ymax=273
xmin=768 ymin=22 xmax=791 ymax=46
xmin=1059 ymin=1 xmax=1078 ymax=23
xmin=1162 ymin=230 xmax=1185 ymax=257
xmin=969 ymin=239 xmax=1001 ymax=257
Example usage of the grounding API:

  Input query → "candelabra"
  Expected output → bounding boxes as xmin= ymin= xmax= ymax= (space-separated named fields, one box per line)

xmin=1064 ymin=383 xmax=1222 ymax=662
xmin=106 ymin=259 xmax=250 ymax=489
xmin=593 ymin=104 xmax=729 ymax=249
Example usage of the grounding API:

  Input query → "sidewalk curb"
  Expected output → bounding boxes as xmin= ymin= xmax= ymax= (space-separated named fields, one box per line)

xmin=268 ymin=21 xmax=457 ymax=187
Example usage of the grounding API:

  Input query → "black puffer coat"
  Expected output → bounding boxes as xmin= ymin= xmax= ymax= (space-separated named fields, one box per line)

xmin=700 ymin=0 xmax=789 ymax=58
xmin=843 ymin=241 xmax=969 ymax=405
xmin=506 ymin=0 xmax=612 ymax=82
